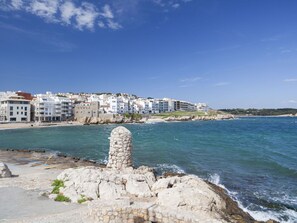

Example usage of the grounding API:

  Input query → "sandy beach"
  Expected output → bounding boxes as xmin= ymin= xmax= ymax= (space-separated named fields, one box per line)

xmin=0 ymin=122 xmax=83 ymax=130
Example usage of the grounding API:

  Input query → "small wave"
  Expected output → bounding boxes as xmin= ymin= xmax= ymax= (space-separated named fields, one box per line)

xmin=155 ymin=164 xmax=186 ymax=174
xmin=242 ymin=206 xmax=297 ymax=223
xmin=207 ymin=173 xmax=297 ymax=222
xmin=208 ymin=173 xmax=238 ymax=197
xmin=100 ymin=156 xmax=108 ymax=165
xmin=208 ymin=173 xmax=221 ymax=185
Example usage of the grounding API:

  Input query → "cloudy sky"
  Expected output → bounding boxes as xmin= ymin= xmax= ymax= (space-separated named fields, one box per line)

xmin=0 ymin=0 xmax=297 ymax=108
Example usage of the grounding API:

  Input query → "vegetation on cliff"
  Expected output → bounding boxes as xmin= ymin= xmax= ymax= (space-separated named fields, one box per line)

xmin=153 ymin=110 xmax=226 ymax=118
xmin=219 ymin=108 xmax=297 ymax=116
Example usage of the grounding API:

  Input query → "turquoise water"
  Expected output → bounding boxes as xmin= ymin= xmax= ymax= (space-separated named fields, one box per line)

xmin=0 ymin=117 xmax=296 ymax=222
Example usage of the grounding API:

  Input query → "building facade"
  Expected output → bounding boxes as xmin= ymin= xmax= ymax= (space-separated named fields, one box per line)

xmin=74 ymin=101 xmax=100 ymax=119
xmin=32 ymin=92 xmax=73 ymax=122
xmin=0 ymin=95 xmax=31 ymax=122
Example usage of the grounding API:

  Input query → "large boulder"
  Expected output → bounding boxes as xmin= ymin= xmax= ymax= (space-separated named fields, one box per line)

xmin=0 ymin=162 xmax=12 ymax=178
xmin=154 ymin=175 xmax=224 ymax=214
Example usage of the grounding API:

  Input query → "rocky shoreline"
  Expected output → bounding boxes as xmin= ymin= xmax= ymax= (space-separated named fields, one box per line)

xmin=76 ymin=114 xmax=235 ymax=125
xmin=0 ymin=148 xmax=276 ymax=223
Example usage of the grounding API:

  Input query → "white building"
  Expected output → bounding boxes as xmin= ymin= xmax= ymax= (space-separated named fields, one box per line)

xmin=32 ymin=92 xmax=73 ymax=122
xmin=196 ymin=103 xmax=209 ymax=111
xmin=0 ymin=95 xmax=31 ymax=122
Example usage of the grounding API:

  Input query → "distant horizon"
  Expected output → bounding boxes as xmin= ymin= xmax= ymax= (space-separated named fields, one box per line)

xmin=1 ymin=0 xmax=297 ymax=109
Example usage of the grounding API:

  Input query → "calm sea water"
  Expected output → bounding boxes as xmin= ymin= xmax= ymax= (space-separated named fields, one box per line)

xmin=0 ymin=117 xmax=296 ymax=222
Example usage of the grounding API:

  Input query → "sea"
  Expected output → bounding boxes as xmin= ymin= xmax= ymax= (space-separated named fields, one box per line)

xmin=0 ymin=117 xmax=296 ymax=222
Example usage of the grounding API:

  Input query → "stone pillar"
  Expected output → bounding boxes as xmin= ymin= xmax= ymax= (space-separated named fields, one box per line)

xmin=107 ymin=126 xmax=132 ymax=170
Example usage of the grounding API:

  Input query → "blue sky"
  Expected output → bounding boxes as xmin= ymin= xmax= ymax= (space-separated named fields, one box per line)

xmin=1 ymin=0 xmax=297 ymax=108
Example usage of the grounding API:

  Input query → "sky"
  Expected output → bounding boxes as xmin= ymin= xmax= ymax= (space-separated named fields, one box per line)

xmin=0 ymin=0 xmax=297 ymax=109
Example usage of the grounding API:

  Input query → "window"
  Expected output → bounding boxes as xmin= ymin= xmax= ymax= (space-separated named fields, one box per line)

xmin=25 ymin=112 xmax=27 ymax=116
xmin=17 ymin=106 xmax=19 ymax=109
xmin=25 ymin=107 xmax=27 ymax=111
xmin=10 ymin=106 xmax=13 ymax=111
xmin=10 ymin=112 xmax=13 ymax=116
xmin=21 ymin=107 xmax=23 ymax=109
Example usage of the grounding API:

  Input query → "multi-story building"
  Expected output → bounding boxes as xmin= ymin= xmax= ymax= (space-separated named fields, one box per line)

xmin=32 ymin=92 xmax=73 ymax=122
xmin=175 ymin=100 xmax=196 ymax=111
xmin=74 ymin=101 xmax=100 ymax=119
xmin=0 ymin=95 xmax=31 ymax=122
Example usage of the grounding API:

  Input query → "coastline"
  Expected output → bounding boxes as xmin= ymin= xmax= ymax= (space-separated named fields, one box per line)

xmin=0 ymin=121 xmax=83 ymax=131
xmin=0 ymin=115 xmax=233 ymax=131
xmin=0 ymin=149 xmax=276 ymax=223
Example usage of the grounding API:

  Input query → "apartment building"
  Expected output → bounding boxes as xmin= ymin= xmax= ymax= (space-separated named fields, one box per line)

xmin=175 ymin=100 xmax=196 ymax=111
xmin=0 ymin=95 xmax=31 ymax=122
xmin=32 ymin=92 xmax=73 ymax=122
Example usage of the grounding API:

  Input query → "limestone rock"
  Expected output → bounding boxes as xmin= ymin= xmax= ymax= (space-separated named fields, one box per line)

xmin=0 ymin=162 xmax=12 ymax=178
xmin=56 ymin=166 xmax=156 ymax=203
xmin=155 ymin=175 xmax=224 ymax=214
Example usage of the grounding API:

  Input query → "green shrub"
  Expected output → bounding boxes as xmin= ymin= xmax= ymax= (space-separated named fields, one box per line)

xmin=51 ymin=179 xmax=65 ymax=194
xmin=55 ymin=194 xmax=71 ymax=202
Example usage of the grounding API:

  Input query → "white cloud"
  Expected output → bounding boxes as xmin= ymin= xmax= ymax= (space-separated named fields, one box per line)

xmin=180 ymin=76 xmax=201 ymax=82
xmin=11 ymin=0 xmax=22 ymax=9
xmin=107 ymin=19 xmax=122 ymax=30
xmin=74 ymin=2 xmax=99 ymax=30
xmin=28 ymin=0 xmax=59 ymax=22
xmin=284 ymin=78 xmax=297 ymax=82
xmin=100 ymin=4 xmax=113 ymax=19
xmin=214 ymin=82 xmax=230 ymax=87
xmin=1 ymin=0 xmax=193 ymax=31
xmin=60 ymin=1 xmax=76 ymax=25
xmin=152 ymin=0 xmax=190 ymax=10
xmin=0 ymin=0 xmax=122 ymax=31
xmin=98 ymin=21 xmax=105 ymax=28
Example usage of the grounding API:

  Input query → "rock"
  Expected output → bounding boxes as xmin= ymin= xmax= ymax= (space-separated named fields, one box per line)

xmin=155 ymin=175 xmax=224 ymax=213
xmin=125 ymin=174 xmax=154 ymax=198
xmin=0 ymin=162 xmax=12 ymax=178
xmin=107 ymin=126 xmax=133 ymax=170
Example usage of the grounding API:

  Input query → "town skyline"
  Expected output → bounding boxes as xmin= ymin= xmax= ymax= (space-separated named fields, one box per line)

xmin=1 ymin=0 xmax=297 ymax=109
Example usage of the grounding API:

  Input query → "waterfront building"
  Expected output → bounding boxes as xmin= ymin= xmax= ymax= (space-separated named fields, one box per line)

xmin=175 ymin=100 xmax=196 ymax=111
xmin=196 ymin=103 xmax=209 ymax=111
xmin=0 ymin=95 xmax=31 ymax=122
xmin=74 ymin=101 xmax=100 ymax=119
xmin=32 ymin=92 xmax=73 ymax=122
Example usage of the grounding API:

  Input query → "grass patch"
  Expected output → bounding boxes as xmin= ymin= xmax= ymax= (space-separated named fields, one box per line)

xmin=153 ymin=110 xmax=227 ymax=118
xmin=154 ymin=111 xmax=206 ymax=118
xmin=55 ymin=194 xmax=71 ymax=202
xmin=77 ymin=195 xmax=88 ymax=204
xmin=51 ymin=179 xmax=65 ymax=194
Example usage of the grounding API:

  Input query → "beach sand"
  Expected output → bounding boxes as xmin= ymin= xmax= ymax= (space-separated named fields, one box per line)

xmin=0 ymin=122 xmax=83 ymax=130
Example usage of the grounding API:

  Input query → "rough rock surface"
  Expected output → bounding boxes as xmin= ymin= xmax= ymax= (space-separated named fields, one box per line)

xmin=0 ymin=162 xmax=12 ymax=178
xmin=107 ymin=126 xmax=132 ymax=170
xmin=54 ymin=166 xmax=228 ymax=222
xmin=57 ymin=166 xmax=156 ymax=202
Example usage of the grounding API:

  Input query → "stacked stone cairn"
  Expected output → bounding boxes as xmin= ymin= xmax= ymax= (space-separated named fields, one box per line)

xmin=107 ymin=126 xmax=132 ymax=170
